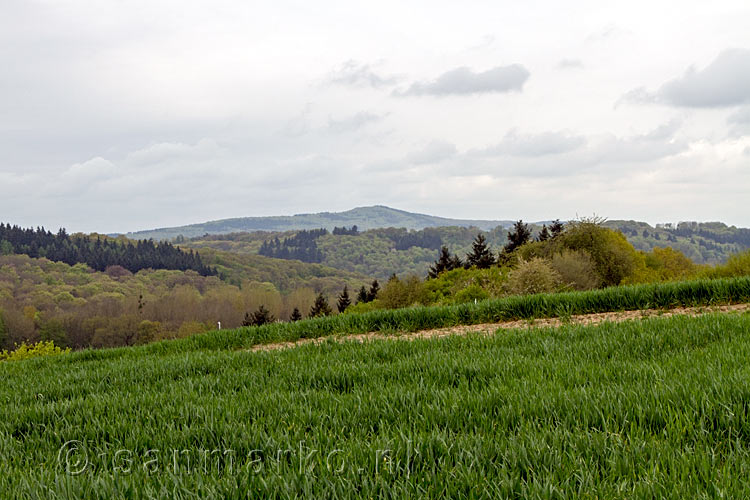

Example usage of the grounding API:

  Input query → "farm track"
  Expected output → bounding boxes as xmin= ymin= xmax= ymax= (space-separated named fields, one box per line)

xmin=251 ymin=303 xmax=750 ymax=352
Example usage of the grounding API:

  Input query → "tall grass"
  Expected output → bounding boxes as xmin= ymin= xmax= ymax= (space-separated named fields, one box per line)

xmin=3 ymin=313 xmax=750 ymax=497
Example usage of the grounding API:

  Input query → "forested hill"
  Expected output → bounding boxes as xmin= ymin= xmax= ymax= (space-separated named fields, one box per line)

xmin=605 ymin=221 xmax=750 ymax=265
xmin=124 ymin=206 xmax=514 ymax=240
xmin=0 ymin=223 xmax=216 ymax=276
xmin=182 ymin=220 xmax=750 ymax=279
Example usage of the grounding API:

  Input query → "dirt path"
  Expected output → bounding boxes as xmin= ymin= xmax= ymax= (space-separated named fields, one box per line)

xmin=251 ymin=303 xmax=750 ymax=353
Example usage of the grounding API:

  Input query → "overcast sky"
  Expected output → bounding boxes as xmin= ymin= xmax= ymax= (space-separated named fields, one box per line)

xmin=2 ymin=0 xmax=750 ymax=233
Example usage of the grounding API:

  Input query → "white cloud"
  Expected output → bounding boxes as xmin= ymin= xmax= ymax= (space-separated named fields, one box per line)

xmin=406 ymin=140 xmax=457 ymax=164
xmin=624 ymin=49 xmax=750 ymax=108
xmin=327 ymin=112 xmax=384 ymax=133
xmin=326 ymin=60 xmax=400 ymax=89
xmin=397 ymin=65 xmax=530 ymax=96
xmin=475 ymin=130 xmax=586 ymax=157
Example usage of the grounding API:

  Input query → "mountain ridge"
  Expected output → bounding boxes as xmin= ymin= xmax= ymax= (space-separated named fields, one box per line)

xmin=124 ymin=205 xmax=517 ymax=240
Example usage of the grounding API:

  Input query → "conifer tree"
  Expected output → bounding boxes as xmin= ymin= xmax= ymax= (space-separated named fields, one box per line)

xmin=428 ymin=246 xmax=463 ymax=278
xmin=465 ymin=234 xmax=496 ymax=269
xmin=549 ymin=219 xmax=565 ymax=238
xmin=537 ymin=225 xmax=551 ymax=242
xmin=504 ymin=220 xmax=532 ymax=254
xmin=337 ymin=286 xmax=351 ymax=313
xmin=367 ymin=279 xmax=380 ymax=302
xmin=290 ymin=307 xmax=302 ymax=322
xmin=243 ymin=305 xmax=274 ymax=326
xmin=309 ymin=293 xmax=332 ymax=318
xmin=356 ymin=286 xmax=369 ymax=304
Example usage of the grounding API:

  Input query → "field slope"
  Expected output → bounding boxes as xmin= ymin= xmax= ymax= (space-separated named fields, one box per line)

xmin=3 ymin=310 xmax=750 ymax=498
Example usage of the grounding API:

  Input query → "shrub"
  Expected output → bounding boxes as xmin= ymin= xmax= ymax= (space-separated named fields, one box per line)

xmin=550 ymin=250 xmax=600 ymax=291
xmin=703 ymin=250 xmax=750 ymax=279
xmin=505 ymin=258 xmax=562 ymax=295
xmin=0 ymin=340 xmax=70 ymax=362
xmin=453 ymin=284 xmax=489 ymax=304
xmin=560 ymin=221 xmax=645 ymax=286
xmin=378 ymin=275 xmax=426 ymax=309
xmin=643 ymin=246 xmax=698 ymax=281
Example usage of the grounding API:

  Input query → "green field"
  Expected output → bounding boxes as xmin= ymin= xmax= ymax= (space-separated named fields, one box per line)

xmin=3 ymin=310 xmax=750 ymax=498
xmin=150 ymin=276 xmax=750 ymax=354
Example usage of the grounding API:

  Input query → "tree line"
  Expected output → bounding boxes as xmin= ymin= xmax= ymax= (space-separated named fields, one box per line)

xmin=258 ymin=229 xmax=326 ymax=263
xmin=428 ymin=220 xmax=564 ymax=277
xmin=0 ymin=223 xmax=216 ymax=276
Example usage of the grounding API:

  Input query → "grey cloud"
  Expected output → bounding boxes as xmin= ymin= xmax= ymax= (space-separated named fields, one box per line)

xmin=398 ymin=65 xmax=530 ymax=97
xmin=475 ymin=130 xmax=586 ymax=157
xmin=557 ymin=59 xmax=584 ymax=70
xmin=327 ymin=112 xmax=384 ymax=133
xmin=624 ymin=49 xmax=750 ymax=108
xmin=406 ymin=140 xmax=457 ymax=164
xmin=326 ymin=60 xmax=399 ymax=88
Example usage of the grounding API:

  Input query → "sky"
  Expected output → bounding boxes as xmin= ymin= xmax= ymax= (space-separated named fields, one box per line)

xmin=2 ymin=0 xmax=750 ymax=233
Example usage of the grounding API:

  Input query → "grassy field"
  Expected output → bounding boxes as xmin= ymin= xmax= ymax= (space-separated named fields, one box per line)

xmin=3 ymin=311 xmax=750 ymax=498
xmin=136 ymin=275 xmax=750 ymax=356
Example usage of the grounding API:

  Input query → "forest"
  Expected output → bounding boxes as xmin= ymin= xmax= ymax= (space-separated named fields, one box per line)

xmin=0 ymin=223 xmax=216 ymax=276
xmin=2 ymin=217 xmax=750 ymax=353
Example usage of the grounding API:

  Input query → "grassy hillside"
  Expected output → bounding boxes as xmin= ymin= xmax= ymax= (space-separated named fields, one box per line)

xmin=4 ymin=312 xmax=750 ymax=497
xmin=124 ymin=205 xmax=513 ymax=240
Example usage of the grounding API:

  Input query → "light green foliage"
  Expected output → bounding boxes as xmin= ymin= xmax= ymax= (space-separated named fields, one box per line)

xmin=377 ymin=275 xmax=427 ymax=309
xmin=136 ymin=320 xmax=162 ymax=345
xmin=0 ymin=239 xmax=12 ymax=256
xmin=3 ymin=314 xmax=750 ymax=496
xmin=39 ymin=319 xmax=68 ymax=347
xmin=0 ymin=340 xmax=69 ymax=362
xmin=560 ymin=221 xmax=646 ymax=286
xmin=505 ymin=257 xmax=563 ymax=295
xmin=641 ymin=246 xmax=699 ymax=282
xmin=422 ymin=267 xmax=507 ymax=304
xmin=703 ymin=250 xmax=750 ymax=279
xmin=607 ymin=220 xmax=749 ymax=264
xmin=550 ymin=249 xmax=600 ymax=290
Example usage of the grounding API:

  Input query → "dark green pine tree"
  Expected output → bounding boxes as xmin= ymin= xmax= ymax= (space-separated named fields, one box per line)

xmin=428 ymin=246 xmax=463 ymax=278
xmin=465 ymin=234 xmax=496 ymax=269
xmin=537 ymin=225 xmax=551 ymax=242
xmin=367 ymin=279 xmax=380 ymax=302
xmin=243 ymin=305 xmax=274 ymax=326
xmin=337 ymin=286 xmax=351 ymax=313
xmin=309 ymin=293 xmax=332 ymax=318
xmin=549 ymin=219 xmax=565 ymax=238
xmin=356 ymin=286 xmax=369 ymax=304
xmin=504 ymin=220 xmax=532 ymax=254
xmin=289 ymin=307 xmax=302 ymax=322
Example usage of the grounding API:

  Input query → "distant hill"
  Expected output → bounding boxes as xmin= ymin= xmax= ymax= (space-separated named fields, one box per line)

xmin=124 ymin=206 xmax=515 ymax=240
xmin=605 ymin=220 xmax=750 ymax=265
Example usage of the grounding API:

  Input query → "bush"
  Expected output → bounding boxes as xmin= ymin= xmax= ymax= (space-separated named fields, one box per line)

xmin=703 ymin=250 xmax=750 ymax=279
xmin=560 ymin=221 xmax=645 ymax=286
xmin=643 ymin=246 xmax=698 ymax=282
xmin=550 ymin=250 xmax=600 ymax=291
xmin=505 ymin=258 xmax=563 ymax=295
xmin=0 ymin=340 xmax=70 ymax=362
xmin=378 ymin=275 xmax=426 ymax=309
